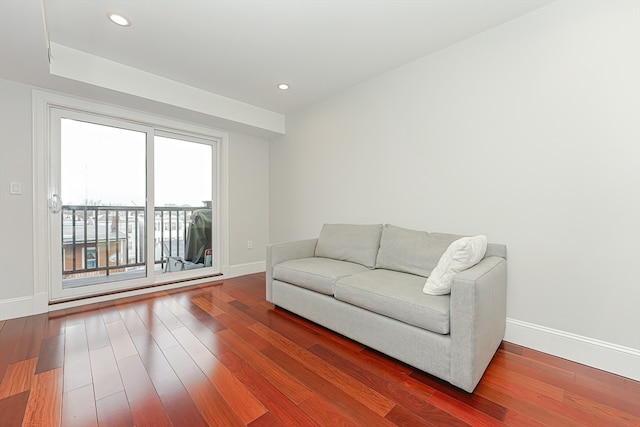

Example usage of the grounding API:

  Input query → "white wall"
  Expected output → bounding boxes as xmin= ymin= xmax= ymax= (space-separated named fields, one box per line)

xmin=270 ymin=1 xmax=640 ymax=377
xmin=228 ymin=131 xmax=270 ymax=270
xmin=0 ymin=78 xmax=270 ymax=316
xmin=0 ymin=79 xmax=35 ymax=302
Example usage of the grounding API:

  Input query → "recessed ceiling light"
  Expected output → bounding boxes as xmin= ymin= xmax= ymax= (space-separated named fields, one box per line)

xmin=277 ymin=83 xmax=290 ymax=90
xmin=107 ymin=12 xmax=131 ymax=27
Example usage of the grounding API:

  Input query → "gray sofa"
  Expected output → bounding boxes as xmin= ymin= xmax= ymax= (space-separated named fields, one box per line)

xmin=266 ymin=224 xmax=507 ymax=392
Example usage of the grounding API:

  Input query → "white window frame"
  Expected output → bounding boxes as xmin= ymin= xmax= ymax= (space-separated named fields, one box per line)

xmin=33 ymin=90 xmax=230 ymax=304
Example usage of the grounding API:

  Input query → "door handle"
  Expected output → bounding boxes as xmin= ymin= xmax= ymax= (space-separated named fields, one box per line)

xmin=50 ymin=193 xmax=62 ymax=213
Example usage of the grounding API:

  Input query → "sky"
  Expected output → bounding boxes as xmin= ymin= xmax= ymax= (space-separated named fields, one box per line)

xmin=61 ymin=119 xmax=213 ymax=207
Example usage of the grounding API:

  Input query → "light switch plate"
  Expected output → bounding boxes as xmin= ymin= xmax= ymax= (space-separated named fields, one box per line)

xmin=10 ymin=181 xmax=21 ymax=195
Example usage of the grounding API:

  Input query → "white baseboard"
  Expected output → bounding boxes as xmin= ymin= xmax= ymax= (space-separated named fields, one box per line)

xmin=0 ymin=265 xmax=266 ymax=320
xmin=0 ymin=292 xmax=48 ymax=320
xmin=227 ymin=261 xmax=266 ymax=278
xmin=505 ymin=318 xmax=640 ymax=381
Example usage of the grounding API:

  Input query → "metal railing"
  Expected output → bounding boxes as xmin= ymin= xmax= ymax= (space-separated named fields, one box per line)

xmin=62 ymin=205 xmax=210 ymax=278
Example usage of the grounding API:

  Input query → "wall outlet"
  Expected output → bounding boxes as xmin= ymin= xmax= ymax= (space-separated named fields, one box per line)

xmin=247 ymin=240 xmax=254 ymax=250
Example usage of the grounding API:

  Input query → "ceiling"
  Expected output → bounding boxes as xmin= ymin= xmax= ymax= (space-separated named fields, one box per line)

xmin=1 ymin=0 xmax=553 ymax=126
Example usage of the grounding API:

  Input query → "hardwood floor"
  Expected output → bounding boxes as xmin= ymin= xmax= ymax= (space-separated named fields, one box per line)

xmin=0 ymin=273 xmax=638 ymax=426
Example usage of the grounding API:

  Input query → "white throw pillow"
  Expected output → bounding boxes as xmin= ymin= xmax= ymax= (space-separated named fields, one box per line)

xmin=423 ymin=235 xmax=488 ymax=295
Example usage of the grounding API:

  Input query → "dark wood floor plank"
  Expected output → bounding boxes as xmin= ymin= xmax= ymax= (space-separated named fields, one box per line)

xmin=410 ymin=368 xmax=508 ymax=421
xmin=226 ymin=287 xmax=266 ymax=309
xmin=171 ymin=326 xmax=267 ymax=424
xmin=0 ymin=317 xmax=26 ymax=380
xmin=262 ymin=344 xmax=397 ymax=426
xmin=474 ymin=380 xmax=583 ymax=427
xmin=131 ymin=333 xmax=210 ymax=427
xmin=523 ymin=346 xmax=630 ymax=388
xmin=225 ymin=297 xmax=276 ymax=327
xmin=197 ymin=282 xmax=236 ymax=302
xmin=482 ymin=368 xmax=620 ymax=427
xmin=298 ymin=394 xmax=366 ymax=427
xmin=164 ymin=299 xmax=231 ymax=357
xmin=0 ymin=390 xmax=30 ymax=427
xmin=309 ymin=343 xmax=478 ymax=427
xmin=483 ymin=362 xmax=565 ymax=401
xmin=309 ymin=338 xmax=421 ymax=400
xmin=360 ymin=347 xmax=416 ymax=377
xmin=563 ymin=391 xmax=640 ymax=427
xmin=34 ymin=333 xmax=65 ymax=374
xmin=22 ymin=367 xmax=63 ymax=427
xmin=3 ymin=273 xmax=639 ymax=427
xmin=62 ymin=383 xmax=97 ymax=427
xmin=9 ymin=313 xmax=46 ymax=363
xmin=202 ymin=291 xmax=260 ymax=327
xmin=499 ymin=341 xmax=525 ymax=356
xmin=251 ymin=321 xmax=395 ymax=417
xmin=117 ymin=354 xmax=173 ymax=427
xmin=253 ymin=306 xmax=323 ymax=349
xmin=247 ymin=411 xmax=286 ymax=427
xmin=502 ymin=409 xmax=548 ymax=427
xmin=428 ymin=391 xmax=504 ymax=427
xmin=192 ymin=296 xmax=224 ymax=316
xmin=308 ymin=343 xmax=429 ymax=402
xmin=161 ymin=344 xmax=245 ymax=427
xmin=170 ymin=292 xmax=229 ymax=334
xmin=274 ymin=306 xmax=366 ymax=353
xmin=217 ymin=312 xmax=271 ymax=351
xmin=43 ymin=311 xmax=66 ymax=338
xmin=216 ymin=344 xmax=320 ymax=427
xmin=574 ymin=369 xmax=640 ymax=407
xmin=0 ymin=357 xmax=37 ymax=399
xmin=216 ymin=328 xmax=314 ymax=404
xmin=385 ymin=404 xmax=470 ymax=427
xmin=494 ymin=349 xmax=640 ymax=417
xmin=492 ymin=349 xmax=576 ymax=382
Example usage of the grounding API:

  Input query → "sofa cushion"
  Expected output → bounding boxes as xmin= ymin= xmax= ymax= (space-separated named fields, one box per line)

xmin=315 ymin=223 xmax=382 ymax=268
xmin=334 ymin=269 xmax=451 ymax=334
xmin=273 ymin=257 xmax=370 ymax=296
xmin=423 ymin=235 xmax=488 ymax=295
xmin=375 ymin=224 xmax=462 ymax=278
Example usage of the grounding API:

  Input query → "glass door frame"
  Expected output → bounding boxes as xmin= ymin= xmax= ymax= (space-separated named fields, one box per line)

xmin=33 ymin=90 xmax=228 ymax=304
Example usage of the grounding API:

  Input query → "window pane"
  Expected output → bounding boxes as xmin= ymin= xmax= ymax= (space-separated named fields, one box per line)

xmin=154 ymin=136 xmax=213 ymax=272
xmin=60 ymin=118 xmax=146 ymax=287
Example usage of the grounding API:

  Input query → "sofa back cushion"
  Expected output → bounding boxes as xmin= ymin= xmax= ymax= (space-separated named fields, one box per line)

xmin=315 ymin=224 xmax=382 ymax=268
xmin=375 ymin=224 xmax=462 ymax=277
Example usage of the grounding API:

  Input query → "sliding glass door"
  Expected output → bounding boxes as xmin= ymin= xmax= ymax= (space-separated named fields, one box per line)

xmin=154 ymin=133 xmax=216 ymax=274
xmin=48 ymin=108 xmax=219 ymax=301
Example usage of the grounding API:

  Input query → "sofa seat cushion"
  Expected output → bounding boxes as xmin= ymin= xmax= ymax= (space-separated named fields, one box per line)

xmin=334 ymin=269 xmax=451 ymax=334
xmin=273 ymin=257 xmax=370 ymax=296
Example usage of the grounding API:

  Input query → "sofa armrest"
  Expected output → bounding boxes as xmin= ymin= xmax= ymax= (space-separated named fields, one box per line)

xmin=449 ymin=256 xmax=507 ymax=392
xmin=266 ymin=238 xmax=318 ymax=302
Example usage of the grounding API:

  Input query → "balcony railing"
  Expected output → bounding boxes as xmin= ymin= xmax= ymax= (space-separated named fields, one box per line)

xmin=62 ymin=205 xmax=211 ymax=279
